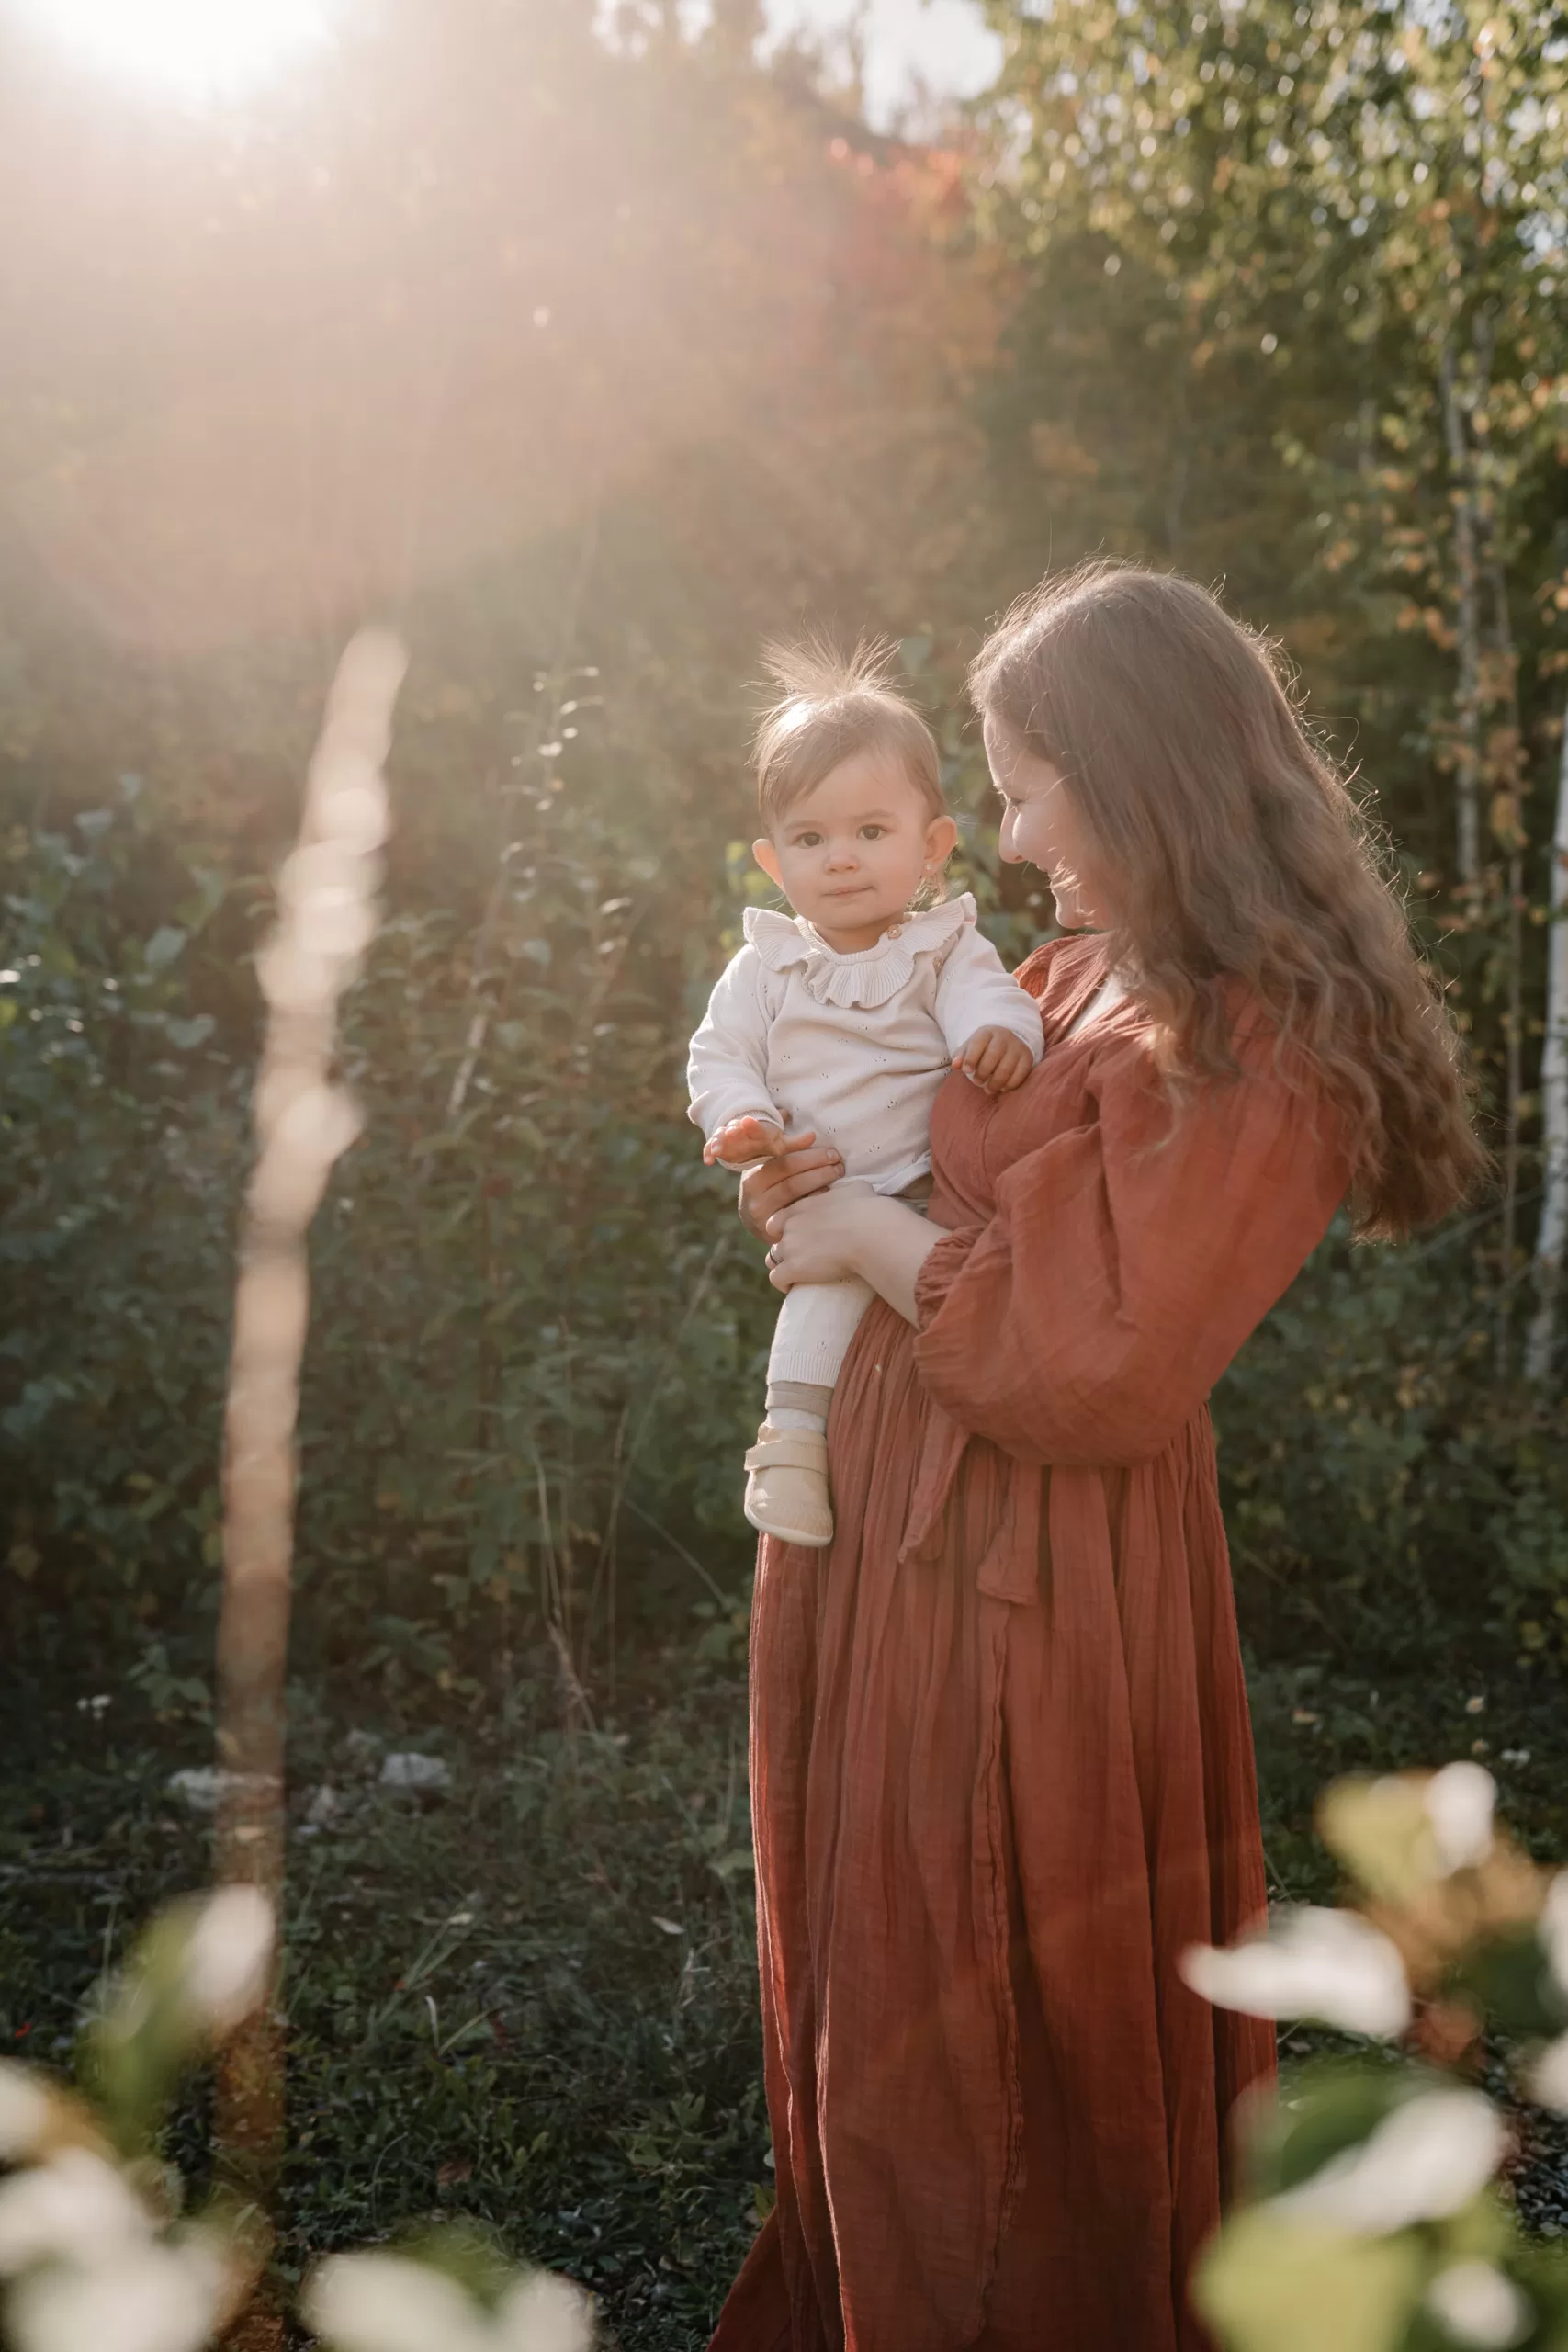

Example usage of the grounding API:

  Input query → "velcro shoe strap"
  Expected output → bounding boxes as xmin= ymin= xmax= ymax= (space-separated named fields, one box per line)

xmin=743 ymin=1431 xmax=829 ymax=1475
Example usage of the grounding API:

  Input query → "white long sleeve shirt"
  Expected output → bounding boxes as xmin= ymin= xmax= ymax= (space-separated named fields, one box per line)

xmin=687 ymin=893 xmax=1044 ymax=1195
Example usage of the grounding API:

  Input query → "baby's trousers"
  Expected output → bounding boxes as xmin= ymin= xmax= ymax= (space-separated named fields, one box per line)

xmin=767 ymin=1177 xmax=924 ymax=1394
xmin=769 ymin=1272 xmax=878 ymax=1392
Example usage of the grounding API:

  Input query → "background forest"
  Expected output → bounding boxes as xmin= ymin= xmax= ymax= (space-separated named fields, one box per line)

xmin=6 ymin=1 xmax=1568 ymax=2344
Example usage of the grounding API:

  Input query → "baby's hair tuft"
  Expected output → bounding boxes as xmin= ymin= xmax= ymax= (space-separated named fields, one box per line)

xmin=759 ymin=632 xmax=903 ymax=706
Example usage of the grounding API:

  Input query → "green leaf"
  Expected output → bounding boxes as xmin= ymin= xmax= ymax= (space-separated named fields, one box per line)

xmin=1452 ymin=1925 xmax=1568 ymax=2044
xmin=142 ymin=926 xmax=187 ymax=970
xmin=707 ymin=1847 xmax=754 ymax=1881
xmin=164 ymin=1016 xmax=215 ymax=1051
xmin=1248 ymin=2062 xmax=1421 ymax=2201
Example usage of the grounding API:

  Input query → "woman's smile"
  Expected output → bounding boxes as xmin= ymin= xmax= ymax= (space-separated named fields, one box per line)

xmin=982 ymin=715 xmax=1111 ymax=932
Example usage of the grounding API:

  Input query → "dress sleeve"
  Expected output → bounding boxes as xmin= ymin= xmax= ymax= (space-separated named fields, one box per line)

xmin=912 ymin=1032 xmax=1347 ymax=1469
xmin=686 ymin=946 xmax=781 ymax=1142
xmin=932 ymin=927 xmax=1045 ymax=1064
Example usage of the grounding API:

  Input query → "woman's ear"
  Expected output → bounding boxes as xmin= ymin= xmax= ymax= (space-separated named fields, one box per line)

xmin=753 ymin=836 xmax=784 ymax=890
xmin=924 ymin=813 xmax=959 ymax=870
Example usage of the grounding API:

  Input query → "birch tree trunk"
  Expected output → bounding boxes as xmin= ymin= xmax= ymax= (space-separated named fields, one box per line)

xmin=1527 ymin=704 xmax=1568 ymax=1384
xmin=1441 ymin=338 xmax=1483 ymax=893
xmin=1485 ymin=549 xmax=1525 ymax=1373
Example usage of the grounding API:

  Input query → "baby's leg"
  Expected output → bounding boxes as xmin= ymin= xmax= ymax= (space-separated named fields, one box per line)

xmin=767 ymin=1276 xmax=875 ymax=1411
xmin=743 ymin=1279 xmax=874 ymax=1550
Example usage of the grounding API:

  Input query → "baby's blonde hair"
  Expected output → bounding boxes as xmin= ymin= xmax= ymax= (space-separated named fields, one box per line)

xmin=753 ymin=637 xmax=945 ymax=831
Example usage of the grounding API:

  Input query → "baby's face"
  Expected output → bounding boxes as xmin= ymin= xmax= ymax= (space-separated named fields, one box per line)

xmin=753 ymin=752 xmax=956 ymax=949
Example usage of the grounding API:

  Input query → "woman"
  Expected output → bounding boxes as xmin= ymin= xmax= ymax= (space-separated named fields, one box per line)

xmin=707 ymin=564 xmax=1484 ymax=2352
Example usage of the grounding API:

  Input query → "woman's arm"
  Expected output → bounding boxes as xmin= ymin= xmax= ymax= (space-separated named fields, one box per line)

xmin=764 ymin=1189 xmax=943 ymax=1326
xmin=911 ymin=1036 xmax=1348 ymax=1467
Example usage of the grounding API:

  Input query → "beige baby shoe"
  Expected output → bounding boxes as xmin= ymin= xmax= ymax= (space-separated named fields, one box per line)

xmin=742 ymin=1425 xmax=833 ymax=1549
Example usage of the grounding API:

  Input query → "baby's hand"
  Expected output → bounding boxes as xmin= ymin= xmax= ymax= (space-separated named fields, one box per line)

xmin=705 ymin=1114 xmax=788 ymax=1168
xmin=953 ymin=1027 xmax=1036 ymax=1096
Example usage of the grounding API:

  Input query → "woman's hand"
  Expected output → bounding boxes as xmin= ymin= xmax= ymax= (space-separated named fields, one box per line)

xmin=766 ymin=1186 xmax=945 ymax=1327
xmin=764 ymin=1187 xmax=880 ymax=1290
xmin=736 ymin=1127 xmax=842 ymax=1241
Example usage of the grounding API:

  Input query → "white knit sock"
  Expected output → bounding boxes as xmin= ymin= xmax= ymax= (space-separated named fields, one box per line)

xmin=766 ymin=1407 xmax=828 ymax=1435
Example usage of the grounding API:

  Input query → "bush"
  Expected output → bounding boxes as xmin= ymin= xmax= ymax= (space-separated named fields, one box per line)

xmin=0 ymin=737 xmax=773 ymax=1688
xmin=0 ymin=785 xmax=242 ymax=1657
xmin=9 ymin=763 xmax=1568 ymax=1697
xmin=1218 ymin=1221 xmax=1568 ymax=1671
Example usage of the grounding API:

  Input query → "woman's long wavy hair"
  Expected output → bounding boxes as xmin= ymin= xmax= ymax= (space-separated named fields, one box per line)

xmin=969 ymin=562 xmax=1489 ymax=1240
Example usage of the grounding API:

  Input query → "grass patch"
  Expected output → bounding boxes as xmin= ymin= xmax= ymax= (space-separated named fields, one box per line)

xmin=0 ymin=1648 xmax=765 ymax=2349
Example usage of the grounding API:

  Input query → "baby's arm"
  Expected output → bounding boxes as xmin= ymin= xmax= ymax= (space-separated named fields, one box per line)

xmin=934 ymin=926 xmax=1045 ymax=1094
xmin=687 ymin=946 xmax=787 ymax=1160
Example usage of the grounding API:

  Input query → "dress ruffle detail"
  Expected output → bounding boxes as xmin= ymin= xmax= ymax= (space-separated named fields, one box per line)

xmin=743 ymin=894 xmax=976 ymax=1011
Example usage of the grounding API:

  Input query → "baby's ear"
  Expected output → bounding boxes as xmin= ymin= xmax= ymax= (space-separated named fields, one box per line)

xmin=925 ymin=813 xmax=959 ymax=867
xmin=753 ymin=837 xmax=784 ymax=890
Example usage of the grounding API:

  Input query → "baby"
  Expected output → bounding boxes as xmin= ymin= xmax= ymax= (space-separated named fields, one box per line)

xmin=687 ymin=640 xmax=1043 ymax=1548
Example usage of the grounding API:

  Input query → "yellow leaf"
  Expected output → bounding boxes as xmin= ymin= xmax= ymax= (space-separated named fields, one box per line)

xmin=1195 ymin=2211 xmax=1424 ymax=2352
xmin=1318 ymin=1775 xmax=1442 ymax=1905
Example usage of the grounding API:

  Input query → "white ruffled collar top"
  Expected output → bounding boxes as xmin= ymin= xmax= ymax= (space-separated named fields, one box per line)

xmin=743 ymin=893 xmax=979 ymax=1012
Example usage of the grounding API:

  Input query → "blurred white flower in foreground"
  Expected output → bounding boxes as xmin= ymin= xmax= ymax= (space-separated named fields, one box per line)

xmin=1422 ymin=1762 xmax=1497 ymax=1874
xmin=1517 ymin=1872 xmax=1568 ymax=2110
xmin=182 ymin=1886 xmax=275 ymax=2034
xmin=1179 ymin=1906 xmax=1412 ymax=2037
xmin=305 ymin=2256 xmax=493 ymax=2352
xmin=0 ymin=2146 xmax=236 ymax=2352
xmin=0 ymin=2070 xmax=52 ymax=2164
xmin=305 ymin=2250 xmax=594 ymax=2352
xmin=1538 ymin=1871 xmax=1568 ymax=1991
xmin=0 ymin=2149 xmax=148 ymax=2272
xmin=501 ymin=2273 xmax=595 ymax=2352
xmin=1423 ymin=2259 xmax=1532 ymax=2349
xmin=6 ymin=2229 xmax=231 ymax=2352
xmin=1268 ymin=2088 xmax=1504 ymax=2235
xmin=1529 ymin=2033 xmax=1568 ymax=2110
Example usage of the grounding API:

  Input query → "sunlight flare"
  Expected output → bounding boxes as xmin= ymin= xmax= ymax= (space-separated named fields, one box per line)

xmin=11 ymin=0 xmax=334 ymax=100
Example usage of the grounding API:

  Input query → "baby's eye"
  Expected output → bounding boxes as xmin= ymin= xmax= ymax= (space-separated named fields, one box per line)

xmin=860 ymin=825 xmax=886 ymax=840
xmin=795 ymin=831 xmax=823 ymax=847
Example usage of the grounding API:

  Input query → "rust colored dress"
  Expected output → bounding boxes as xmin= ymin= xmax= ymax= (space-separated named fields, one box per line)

xmin=708 ymin=935 xmax=1348 ymax=2352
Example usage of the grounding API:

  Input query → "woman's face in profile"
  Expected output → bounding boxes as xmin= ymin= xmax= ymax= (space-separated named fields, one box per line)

xmin=983 ymin=717 xmax=1111 ymax=933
